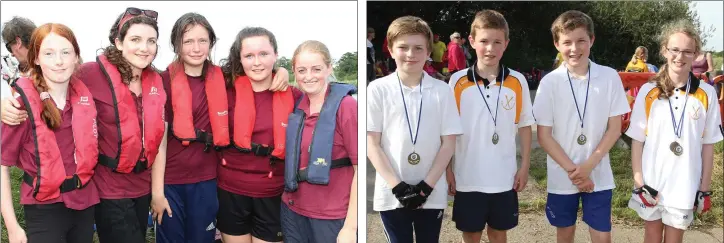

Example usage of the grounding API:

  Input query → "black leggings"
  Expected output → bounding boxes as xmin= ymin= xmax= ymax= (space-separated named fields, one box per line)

xmin=95 ymin=194 xmax=151 ymax=243
xmin=24 ymin=203 xmax=95 ymax=243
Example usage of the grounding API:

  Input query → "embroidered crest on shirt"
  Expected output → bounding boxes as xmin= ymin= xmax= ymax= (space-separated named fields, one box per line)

xmin=502 ymin=95 xmax=515 ymax=111
xmin=690 ymin=106 xmax=701 ymax=120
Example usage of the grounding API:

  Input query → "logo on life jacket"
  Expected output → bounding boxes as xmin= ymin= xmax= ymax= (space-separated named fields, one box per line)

xmin=313 ymin=158 xmax=328 ymax=166
xmin=78 ymin=96 xmax=90 ymax=106
xmin=11 ymin=77 xmax=99 ymax=201
xmin=96 ymin=54 xmax=166 ymax=173
xmin=284 ymin=83 xmax=356 ymax=192
xmin=167 ymin=61 xmax=230 ymax=148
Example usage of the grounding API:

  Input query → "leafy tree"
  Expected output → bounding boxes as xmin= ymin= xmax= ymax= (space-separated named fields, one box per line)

xmin=276 ymin=56 xmax=295 ymax=82
xmin=335 ymin=51 xmax=358 ymax=81
xmin=367 ymin=1 xmax=712 ymax=71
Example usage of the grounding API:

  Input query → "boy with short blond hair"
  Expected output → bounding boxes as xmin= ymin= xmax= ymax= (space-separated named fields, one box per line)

xmin=367 ymin=15 xmax=462 ymax=243
xmin=447 ymin=9 xmax=535 ymax=243
xmin=533 ymin=10 xmax=630 ymax=243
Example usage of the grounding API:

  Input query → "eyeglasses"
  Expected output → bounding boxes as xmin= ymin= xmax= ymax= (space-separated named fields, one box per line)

xmin=5 ymin=41 xmax=14 ymax=53
xmin=117 ymin=7 xmax=158 ymax=31
xmin=665 ymin=47 xmax=695 ymax=57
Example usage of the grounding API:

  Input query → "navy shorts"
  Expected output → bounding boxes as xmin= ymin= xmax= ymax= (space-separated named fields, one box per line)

xmin=280 ymin=203 xmax=346 ymax=243
xmin=452 ymin=190 xmax=519 ymax=232
xmin=156 ymin=179 xmax=219 ymax=243
xmin=545 ymin=190 xmax=613 ymax=232
xmin=379 ymin=208 xmax=444 ymax=243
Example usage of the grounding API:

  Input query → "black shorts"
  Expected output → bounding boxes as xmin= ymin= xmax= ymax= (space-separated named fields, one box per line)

xmin=94 ymin=194 xmax=152 ymax=243
xmin=452 ymin=190 xmax=519 ymax=232
xmin=216 ymin=188 xmax=283 ymax=242
xmin=24 ymin=203 xmax=95 ymax=243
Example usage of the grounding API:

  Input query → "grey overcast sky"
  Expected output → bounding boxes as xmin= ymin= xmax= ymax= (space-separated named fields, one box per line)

xmin=0 ymin=1 xmax=357 ymax=68
xmin=691 ymin=1 xmax=723 ymax=51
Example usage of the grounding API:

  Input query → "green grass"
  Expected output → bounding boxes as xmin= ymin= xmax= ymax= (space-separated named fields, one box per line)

xmin=1 ymin=167 xmax=155 ymax=243
xmin=526 ymin=141 xmax=724 ymax=227
xmin=713 ymin=55 xmax=722 ymax=73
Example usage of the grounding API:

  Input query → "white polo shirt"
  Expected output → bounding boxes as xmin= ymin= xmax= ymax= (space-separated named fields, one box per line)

xmin=532 ymin=61 xmax=631 ymax=195
xmin=367 ymin=71 xmax=463 ymax=211
xmin=449 ymin=65 xmax=535 ymax=193
xmin=625 ymin=74 xmax=723 ymax=210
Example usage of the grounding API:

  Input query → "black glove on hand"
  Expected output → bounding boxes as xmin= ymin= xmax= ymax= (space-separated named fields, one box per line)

xmin=405 ymin=181 xmax=433 ymax=209
xmin=392 ymin=182 xmax=419 ymax=207
xmin=417 ymin=181 xmax=433 ymax=198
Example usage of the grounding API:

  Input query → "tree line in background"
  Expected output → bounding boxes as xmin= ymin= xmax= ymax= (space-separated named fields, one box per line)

xmin=367 ymin=1 xmax=716 ymax=72
xmin=277 ymin=51 xmax=358 ymax=85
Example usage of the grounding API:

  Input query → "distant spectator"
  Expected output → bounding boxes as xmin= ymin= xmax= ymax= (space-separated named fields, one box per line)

xmin=691 ymin=51 xmax=713 ymax=74
xmin=431 ymin=34 xmax=447 ymax=72
xmin=424 ymin=57 xmax=445 ymax=80
xmin=447 ymin=32 xmax=466 ymax=75
xmin=367 ymin=27 xmax=375 ymax=83
xmin=2 ymin=16 xmax=36 ymax=75
xmin=460 ymin=37 xmax=473 ymax=67
xmin=625 ymin=46 xmax=650 ymax=72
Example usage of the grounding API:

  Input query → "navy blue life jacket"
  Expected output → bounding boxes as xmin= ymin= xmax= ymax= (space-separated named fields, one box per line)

xmin=284 ymin=82 xmax=356 ymax=192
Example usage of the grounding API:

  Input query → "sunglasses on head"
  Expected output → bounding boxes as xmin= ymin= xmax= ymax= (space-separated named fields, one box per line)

xmin=117 ymin=7 xmax=158 ymax=31
xmin=125 ymin=7 xmax=158 ymax=19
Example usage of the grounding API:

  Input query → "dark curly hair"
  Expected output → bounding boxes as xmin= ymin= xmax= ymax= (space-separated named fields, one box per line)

xmin=219 ymin=27 xmax=278 ymax=87
xmin=103 ymin=11 xmax=159 ymax=84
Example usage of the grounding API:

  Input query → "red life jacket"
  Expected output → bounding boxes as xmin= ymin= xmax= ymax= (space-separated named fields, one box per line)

xmin=228 ymin=75 xmax=294 ymax=163
xmin=167 ymin=61 xmax=229 ymax=147
xmin=96 ymin=54 xmax=166 ymax=173
xmin=11 ymin=77 xmax=98 ymax=202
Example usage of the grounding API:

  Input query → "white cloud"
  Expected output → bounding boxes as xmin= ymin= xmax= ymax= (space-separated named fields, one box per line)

xmin=1 ymin=1 xmax=358 ymax=68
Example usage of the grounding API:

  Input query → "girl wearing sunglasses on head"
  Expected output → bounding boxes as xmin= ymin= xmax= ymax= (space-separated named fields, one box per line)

xmin=1 ymin=7 xmax=165 ymax=243
xmin=150 ymin=13 xmax=289 ymax=243
xmin=85 ymin=7 xmax=164 ymax=243
xmin=1 ymin=23 xmax=99 ymax=243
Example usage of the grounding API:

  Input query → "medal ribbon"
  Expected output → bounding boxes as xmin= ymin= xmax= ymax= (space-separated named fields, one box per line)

xmin=473 ymin=64 xmax=505 ymax=129
xmin=397 ymin=72 xmax=423 ymax=149
xmin=667 ymin=76 xmax=690 ymax=139
xmin=566 ymin=64 xmax=591 ymax=130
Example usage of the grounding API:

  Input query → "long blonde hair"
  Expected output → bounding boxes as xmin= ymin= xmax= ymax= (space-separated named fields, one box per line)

xmin=652 ymin=19 xmax=702 ymax=99
xmin=630 ymin=46 xmax=648 ymax=65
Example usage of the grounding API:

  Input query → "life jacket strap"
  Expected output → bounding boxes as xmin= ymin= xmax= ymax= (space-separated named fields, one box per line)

xmin=23 ymin=173 xmax=84 ymax=193
xmin=296 ymin=158 xmax=352 ymax=183
xmin=233 ymin=142 xmax=275 ymax=157
xmin=98 ymin=154 xmax=149 ymax=173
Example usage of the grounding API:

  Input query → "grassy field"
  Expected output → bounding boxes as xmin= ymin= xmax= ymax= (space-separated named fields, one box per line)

xmin=1 ymin=134 xmax=720 ymax=242
xmin=0 ymin=166 xmax=155 ymax=243
xmin=527 ymin=141 xmax=724 ymax=227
